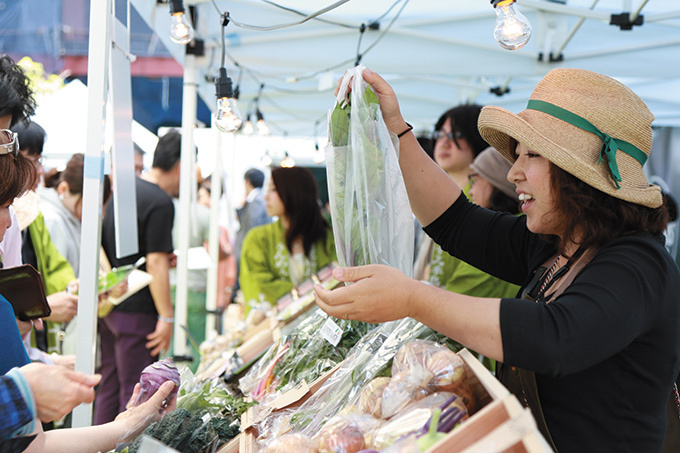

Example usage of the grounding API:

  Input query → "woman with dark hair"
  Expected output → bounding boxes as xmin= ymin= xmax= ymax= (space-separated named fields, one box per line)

xmin=38 ymin=153 xmax=111 ymax=276
xmin=38 ymin=153 xmax=112 ymax=356
xmin=315 ymin=68 xmax=680 ymax=451
xmin=239 ymin=166 xmax=336 ymax=312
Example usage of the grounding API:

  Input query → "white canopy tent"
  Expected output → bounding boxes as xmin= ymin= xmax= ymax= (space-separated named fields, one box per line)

xmin=130 ymin=0 xmax=680 ymax=137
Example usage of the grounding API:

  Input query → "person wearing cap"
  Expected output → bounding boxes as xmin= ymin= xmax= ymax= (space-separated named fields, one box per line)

xmin=315 ymin=67 xmax=680 ymax=452
xmin=468 ymin=146 xmax=520 ymax=214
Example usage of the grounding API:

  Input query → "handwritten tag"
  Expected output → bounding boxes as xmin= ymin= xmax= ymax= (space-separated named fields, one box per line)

xmin=320 ymin=317 xmax=343 ymax=346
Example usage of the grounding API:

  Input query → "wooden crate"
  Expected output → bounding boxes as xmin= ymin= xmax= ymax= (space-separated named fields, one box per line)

xmin=457 ymin=408 xmax=553 ymax=453
xmin=426 ymin=349 xmax=551 ymax=453
xmin=215 ymin=434 xmax=240 ymax=453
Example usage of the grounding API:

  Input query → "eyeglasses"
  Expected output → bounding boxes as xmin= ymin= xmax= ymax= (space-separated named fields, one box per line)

xmin=432 ymin=130 xmax=464 ymax=142
xmin=0 ymin=130 xmax=19 ymax=156
xmin=468 ymin=173 xmax=479 ymax=187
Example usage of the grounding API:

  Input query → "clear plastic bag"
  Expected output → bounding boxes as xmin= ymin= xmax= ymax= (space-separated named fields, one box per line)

xmin=326 ymin=64 xmax=414 ymax=276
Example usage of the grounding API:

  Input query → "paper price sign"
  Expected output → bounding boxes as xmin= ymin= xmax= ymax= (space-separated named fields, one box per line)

xmin=320 ymin=317 xmax=343 ymax=346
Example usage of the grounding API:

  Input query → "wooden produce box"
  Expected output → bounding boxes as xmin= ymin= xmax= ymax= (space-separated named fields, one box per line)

xmin=215 ymin=434 xmax=240 ymax=453
xmin=427 ymin=348 xmax=552 ymax=452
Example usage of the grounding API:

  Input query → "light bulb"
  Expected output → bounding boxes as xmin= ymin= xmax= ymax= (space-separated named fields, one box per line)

xmin=493 ymin=0 xmax=531 ymax=50
xmin=214 ymin=97 xmax=242 ymax=133
xmin=313 ymin=149 xmax=325 ymax=164
xmin=169 ymin=13 xmax=194 ymax=45
xmin=214 ymin=67 xmax=242 ymax=133
xmin=242 ymin=119 xmax=254 ymax=135
xmin=262 ymin=151 xmax=273 ymax=167
xmin=257 ymin=119 xmax=270 ymax=136
xmin=281 ymin=152 xmax=295 ymax=168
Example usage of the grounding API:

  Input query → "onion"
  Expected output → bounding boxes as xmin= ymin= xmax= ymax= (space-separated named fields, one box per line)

xmin=133 ymin=357 xmax=181 ymax=406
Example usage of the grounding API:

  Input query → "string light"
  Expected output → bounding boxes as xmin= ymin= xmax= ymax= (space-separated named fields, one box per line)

xmin=491 ymin=0 xmax=532 ymax=50
xmin=214 ymin=67 xmax=242 ymax=132
xmin=242 ymin=113 xmax=254 ymax=134
xmin=281 ymin=151 xmax=295 ymax=168
xmin=255 ymin=109 xmax=270 ymax=136
xmin=313 ymin=143 xmax=325 ymax=164
xmin=261 ymin=150 xmax=273 ymax=166
xmin=168 ymin=0 xmax=195 ymax=44
xmin=213 ymin=13 xmax=242 ymax=133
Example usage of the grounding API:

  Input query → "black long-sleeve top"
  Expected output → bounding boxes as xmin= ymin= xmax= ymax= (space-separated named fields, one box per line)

xmin=424 ymin=193 xmax=680 ymax=452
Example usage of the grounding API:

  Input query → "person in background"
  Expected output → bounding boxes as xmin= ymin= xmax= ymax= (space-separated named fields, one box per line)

xmin=239 ymin=166 xmax=336 ymax=313
xmin=414 ymin=105 xmax=488 ymax=286
xmin=11 ymin=120 xmax=78 ymax=366
xmin=40 ymin=153 xmax=112 ymax=276
xmin=0 ymin=54 xmax=37 ymax=272
xmin=96 ymin=132 xmax=175 ymax=425
xmin=133 ymin=143 xmax=145 ymax=176
xmin=0 ymin=91 xmax=173 ymax=452
xmin=151 ymin=131 xmax=230 ymax=371
xmin=197 ymin=176 xmax=237 ymax=315
xmin=233 ymin=168 xmax=271 ymax=300
xmin=315 ymin=67 xmax=680 ymax=451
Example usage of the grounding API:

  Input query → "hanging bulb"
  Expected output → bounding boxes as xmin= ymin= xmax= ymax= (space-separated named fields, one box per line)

xmin=313 ymin=144 xmax=325 ymax=164
xmin=214 ymin=67 xmax=242 ymax=133
xmin=492 ymin=0 xmax=532 ymax=50
xmin=255 ymin=109 xmax=270 ymax=136
xmin=281 ymin=152 xmax=295 ymax=168
xmin=168 ymin=0 xmax=194 ymax=45
xmin=242 ymin=114 xmax=254 ymax=135
xmin=262 ymin=150 xmax=273 ymax=167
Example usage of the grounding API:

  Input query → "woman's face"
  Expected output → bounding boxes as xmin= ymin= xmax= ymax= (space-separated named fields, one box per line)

xmin=468 ymin=174 xmax=494 ymax=209
xmin=265 ymin=181 xmax=285 ymax=218
xmin=0 ymin=201 xmax=12 ymax=242
xmin=433 ymin=118 xmax=474 ymax=175
xmin=507 ymin=142 xmax=562 ymax=236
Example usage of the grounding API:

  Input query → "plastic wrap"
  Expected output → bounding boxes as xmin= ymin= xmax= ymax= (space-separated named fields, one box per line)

xmin=288 ymin=318 xmax=434 ymax=437
xmin=263 ymin=433 xmax=319 ymax=453
xmin=326 ymin=64 xmax=414 ymax=276
xmin=390 ymin=340 xmax=475 ymax=412
xmin=240 ymin=308 xmax=375 ymax=408
xmin=316 ymin=414 xmax=384 ymax=453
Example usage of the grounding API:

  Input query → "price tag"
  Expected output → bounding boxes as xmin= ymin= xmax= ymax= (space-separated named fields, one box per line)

xmin=320 ymin=316 xmax=343 ymax=346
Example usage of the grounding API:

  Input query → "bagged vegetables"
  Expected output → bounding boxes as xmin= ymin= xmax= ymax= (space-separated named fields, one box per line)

xmin=326 ymin=64 xmax=414 ymax=276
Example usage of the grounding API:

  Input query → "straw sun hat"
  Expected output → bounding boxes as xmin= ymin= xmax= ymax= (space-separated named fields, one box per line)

xmin=478 ymin=68 xmax=662 ymax=208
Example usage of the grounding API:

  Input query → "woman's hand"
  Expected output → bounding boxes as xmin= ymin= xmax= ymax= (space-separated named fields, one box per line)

xmin=20 ymin=362 xmax=101 ymax=422
xmin=334 ymin=68 xmax=408 ymax=136
xmin=115 ymin=380 xmax=177 ymax=442
xmin=313 ymin=265 xmax=417 ymax=324
xmin=44 ymin=291 xmax=78 ymax=323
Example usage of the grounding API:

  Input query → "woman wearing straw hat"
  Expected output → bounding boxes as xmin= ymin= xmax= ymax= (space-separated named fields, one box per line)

xmin=315 ymin=67 xmax=680 ymax=452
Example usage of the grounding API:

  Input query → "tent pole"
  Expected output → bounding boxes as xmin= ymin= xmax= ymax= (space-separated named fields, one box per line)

xmin=174 ymin=52 xmax=197 ymax=363
xmin=73 ymin=0 xmax=111 ymax=427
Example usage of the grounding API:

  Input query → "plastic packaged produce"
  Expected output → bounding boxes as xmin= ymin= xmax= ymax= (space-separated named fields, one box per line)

xmin=264 ymin=433 xmax=318 ymax=453
xmin=326 ymin=64 xmax=414 ymax=276
xmin=317 ymin=414 xmax=384 ymax=453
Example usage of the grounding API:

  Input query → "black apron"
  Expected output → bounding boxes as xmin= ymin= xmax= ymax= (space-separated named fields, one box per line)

xmin=497 ymin=249 xmax=596 ymax=452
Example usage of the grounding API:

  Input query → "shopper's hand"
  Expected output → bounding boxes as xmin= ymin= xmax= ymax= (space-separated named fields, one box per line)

xmin=146 ymin=319 xmax=173 ymax=357
xmin=20 ymin=362 xmax=101 ymax=422
xmin=50 ymin=353 xmax=76 ymax=370
xmin=314 ymin=264 xmax=415 ymax=323
xmin=116 ymin=380 xmax=177 ymax=441
xmin=334 ymin=68 xmax=407 ymax=136
xmin=43 ymin=291 xmax=78 ymax=323
xmin=15 ymin=318 xmax=43 ymax=338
